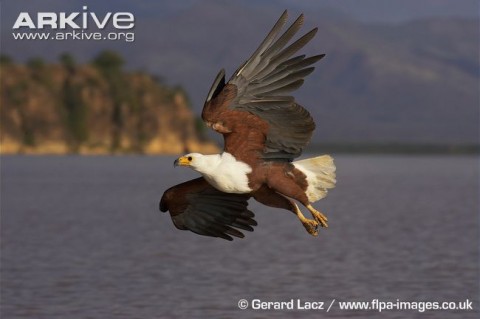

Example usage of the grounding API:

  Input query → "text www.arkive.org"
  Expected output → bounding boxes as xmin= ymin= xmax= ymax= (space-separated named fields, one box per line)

xmin=12 ymin=30 xmax=134 ymax=42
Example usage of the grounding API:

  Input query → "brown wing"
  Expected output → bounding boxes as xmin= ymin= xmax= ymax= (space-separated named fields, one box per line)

xmin=202 ymin=10 xmax=324 ymax=162
xmin=160 ymin=177 xmax=257 ymax=241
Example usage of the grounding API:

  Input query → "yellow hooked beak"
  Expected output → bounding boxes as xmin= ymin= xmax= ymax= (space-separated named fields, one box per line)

xmin=173 ymin=156 xmax=192 ymax=167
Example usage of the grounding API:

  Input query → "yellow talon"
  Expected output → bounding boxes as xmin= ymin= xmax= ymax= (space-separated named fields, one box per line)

xmin=293 ymin=203 xmax=319 ymax=236
xmin=307 ymin=204 xmax=329 ymax=228
xmin=302 ymin=218 xmax=319 ymax=236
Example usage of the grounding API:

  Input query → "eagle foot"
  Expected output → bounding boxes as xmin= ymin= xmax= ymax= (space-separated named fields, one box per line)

xmin=307 ymin=205 xmax=329 ymax=228
xmin=301 ymin=219 xmax=319 ymax=237
xmin=292 ymin=202 xmax=319 ymax=236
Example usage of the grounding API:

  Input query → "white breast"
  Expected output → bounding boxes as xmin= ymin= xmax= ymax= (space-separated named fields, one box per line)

xmin=202 ymin=153 xmax=252 ymax=194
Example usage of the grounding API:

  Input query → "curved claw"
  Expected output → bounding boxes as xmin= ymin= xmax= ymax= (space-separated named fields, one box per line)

xmin=302 ymin=219 xmax=319 ymax=236
xmin=307 ymin=205 xmax=329 ymax=228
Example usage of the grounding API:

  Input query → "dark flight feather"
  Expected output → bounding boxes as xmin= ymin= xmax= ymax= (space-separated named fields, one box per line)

xmin=202 ymin=10 xmax=323 ymax=161
xmin=160 ymin=178 xmax=256 ymax=241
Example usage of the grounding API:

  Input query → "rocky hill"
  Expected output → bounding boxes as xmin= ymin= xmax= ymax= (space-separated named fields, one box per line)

xmin=0 ymin=52 xmax=218 ymax=155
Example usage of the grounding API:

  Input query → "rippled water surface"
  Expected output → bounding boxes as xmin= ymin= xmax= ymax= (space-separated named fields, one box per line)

xmin=1 ymin=155 xmax=479 ymax=318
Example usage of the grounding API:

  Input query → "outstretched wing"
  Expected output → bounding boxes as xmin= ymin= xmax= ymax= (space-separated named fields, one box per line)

xmin=160 ymin=178 xmax=257 ymax=241
xmin=202 ymin=10 xmax=324 ymax=161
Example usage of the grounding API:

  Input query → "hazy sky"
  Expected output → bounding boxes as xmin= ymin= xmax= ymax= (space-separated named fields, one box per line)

xmin=2 ymin=0 xmax=478 ymax=63
xmin=2 ymin=0 xmax=479 ymax=23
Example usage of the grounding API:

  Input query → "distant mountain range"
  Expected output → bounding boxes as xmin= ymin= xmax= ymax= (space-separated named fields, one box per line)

xmin=2 ymin=0 xmax=479 ymax=145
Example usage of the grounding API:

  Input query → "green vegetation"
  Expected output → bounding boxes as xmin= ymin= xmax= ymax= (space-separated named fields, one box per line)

xmin=0 ymin=54 xmax=13 ymax=65
xmin=6 ymin=80 xmax=28 ymax=107
xmin=27 ymin=56 xmax=54 ymax=89
xmin=92 ymin=50 xmax=124 ymax=72
xmin=26 ymin=57 xmax=45 ymax=69
xmin=92 ymin=50 xmax=128 ymax=150
xmin=22 ymin=121 xmax=36 ymax=147
xmin=3 ymin=81 xmax=36 ymax=147
xmin=194 ymin=116 xmax=207 ymax=137
xmin=62 ymin=81 xmax=88 ymax=150
xmin=57 ymin=53 xmax=88 ymax=150
xmin=59 ymin=52 xmax=76 ymax=73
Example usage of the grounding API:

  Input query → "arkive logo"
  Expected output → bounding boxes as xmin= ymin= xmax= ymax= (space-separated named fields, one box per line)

xmin=13 ymin=6 xmax=134 ymax=29
xmin=11 ymin=6 xmax=135 ymax=42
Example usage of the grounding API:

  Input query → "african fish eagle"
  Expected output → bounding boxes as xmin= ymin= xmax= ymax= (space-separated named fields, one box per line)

xmin=160 ymin=10 xmax=336 ymax=240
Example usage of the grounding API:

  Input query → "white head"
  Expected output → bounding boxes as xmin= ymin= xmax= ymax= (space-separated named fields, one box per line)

xmin=173 ymin=153 xmax=220 ymax=174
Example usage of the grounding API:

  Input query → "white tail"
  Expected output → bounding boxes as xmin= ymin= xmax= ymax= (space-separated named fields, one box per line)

xmin=293 ymin=155 xmax=336 ymax=202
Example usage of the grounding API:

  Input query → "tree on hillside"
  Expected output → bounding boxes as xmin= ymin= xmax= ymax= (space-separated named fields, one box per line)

xmin=0 ymin=54 xmax=13 ymax=65
xmin=91 ymin=50 xmax=128 ymax=151
xmin=26 ymin=57 xmax=45 ymax=69
xmin=92 ymin=50 xmax=124 ymax=73
xmin=59 ymin=53 xmax=76 ymax=74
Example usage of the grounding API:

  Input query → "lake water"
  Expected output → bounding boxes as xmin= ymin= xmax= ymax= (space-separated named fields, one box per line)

xmin=1 ymin=155 xmax=478 ymax=318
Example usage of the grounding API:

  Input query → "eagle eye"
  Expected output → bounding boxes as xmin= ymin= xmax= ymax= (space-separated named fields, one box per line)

xmin=187 ymin=156 xmax=192 ymax=161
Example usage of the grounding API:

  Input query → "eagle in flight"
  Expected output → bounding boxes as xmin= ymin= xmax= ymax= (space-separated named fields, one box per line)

xmin=160 ymin=10 xmax=336 ymax=240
